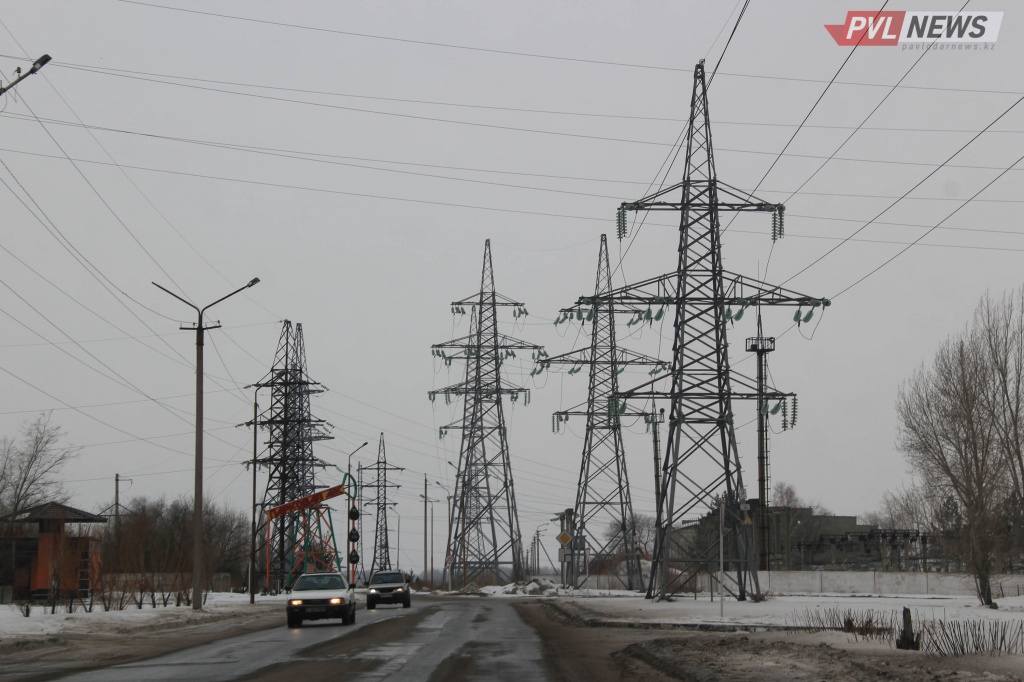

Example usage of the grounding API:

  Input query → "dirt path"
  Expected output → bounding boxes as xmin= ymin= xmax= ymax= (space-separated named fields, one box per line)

xmin=514 ymin=602 xmax=681 ymax=682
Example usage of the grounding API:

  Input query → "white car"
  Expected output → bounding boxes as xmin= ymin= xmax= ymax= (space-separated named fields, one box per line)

xmin=286 ymin=572 xmax=356 ymax=628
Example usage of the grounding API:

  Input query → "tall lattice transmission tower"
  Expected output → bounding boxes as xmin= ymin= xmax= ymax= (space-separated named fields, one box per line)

xmin=251 ymin=320 xmax=337 ymax=591
xmin=361 ymin=433 xmax=402 ymax=576
xmin=542 ymin=234 xmax=664 ymax=589
xmin=429 ymin=239 xmax=543 ymax=587
xmin=560 ymin=61 xmax=829 ymax=601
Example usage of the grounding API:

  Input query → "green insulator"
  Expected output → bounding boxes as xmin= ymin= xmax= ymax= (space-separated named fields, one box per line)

xmin=733 ymin=307 xmax=744 ymax=321
xmin=803 ymin=309 xmax=814 ymax=323
xmin=793 ymin=309 xmax=802 ymax=323
xmin=654 ymin=307 xmax=665 ymax=321
xmin=644 ymin=307 xmax=653 ymax=322
xmin=586 ymin=307 xmax=595 ymax=322
xmin=724 ymin=307 xmax=733 ymax=321
xmin=771 ymin=401 xmax=782 ymax=415
xmin=576 ymin=308 xmax=584 ymax=321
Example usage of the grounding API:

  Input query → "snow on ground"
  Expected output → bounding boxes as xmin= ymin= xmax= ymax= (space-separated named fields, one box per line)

xmin=561 ymin=592 xmax=1024 ymax=628
xmin=0 ymin=592 xmax=292 ymax=639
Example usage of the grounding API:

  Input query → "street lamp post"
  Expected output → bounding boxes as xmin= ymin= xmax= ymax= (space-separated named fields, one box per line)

xmin=154 ymin=278 xmax=260 ymax=610
xmin=345 ymin=441 xmax=368 ymax=587
xmin=394 ymin=508 xmax=401 ymax=572
xmin=434 ymin=480 xmax=452 ymax=591
xmin=0 ymin=54 xmax=51 ymax=97
xmin=418 ymin=476 xmax=439 ymax=587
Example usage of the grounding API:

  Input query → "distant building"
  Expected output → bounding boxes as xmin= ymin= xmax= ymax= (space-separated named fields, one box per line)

xmin=665 ymin=503 xmax=930 ymax=577
xmin=0 ymin=502 xmax=105 ymax=601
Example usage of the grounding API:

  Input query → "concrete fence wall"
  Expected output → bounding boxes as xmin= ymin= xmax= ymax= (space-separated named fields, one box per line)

xmin=764 ymin=570 xmax=1024 ymax=597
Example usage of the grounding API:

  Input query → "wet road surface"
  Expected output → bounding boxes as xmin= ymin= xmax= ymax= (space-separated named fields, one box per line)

xmin=52 ymin=596 xmax=549 ymax=682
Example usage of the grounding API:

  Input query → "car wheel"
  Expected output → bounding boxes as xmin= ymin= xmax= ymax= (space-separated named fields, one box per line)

xmin=366 ymin=598 xmax=376 ymax=610
xmin=287 ymin=614 xmax=302 ymax=629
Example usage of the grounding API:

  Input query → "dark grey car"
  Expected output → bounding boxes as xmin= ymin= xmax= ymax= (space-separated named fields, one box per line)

xmin=366 ymin=570 xmax=411 ymax=609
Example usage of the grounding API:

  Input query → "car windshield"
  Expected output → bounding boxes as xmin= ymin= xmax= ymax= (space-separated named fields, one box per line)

xmin=370 ymin=572 xmax=404 ymax=585
xmin=292 ymin=574 xmax=347 ymax=591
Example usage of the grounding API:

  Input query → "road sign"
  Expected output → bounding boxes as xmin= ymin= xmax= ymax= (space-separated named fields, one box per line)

xmin=557 ymin=531 xmax=573 ymax=546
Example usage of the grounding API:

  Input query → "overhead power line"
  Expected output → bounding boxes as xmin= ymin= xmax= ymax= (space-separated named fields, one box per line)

xmin=783 ymin=91 xmax=1024 ymax=286
xmin=5 ymin=52 xmax=1024 ymax=134
xmin=5 ymin=144 xmax=1023 ymax=255
xmin=833 ymin=153 xmax=1024 ymax=299
xmin=113 ymin=2 xmax=1024 ymax=97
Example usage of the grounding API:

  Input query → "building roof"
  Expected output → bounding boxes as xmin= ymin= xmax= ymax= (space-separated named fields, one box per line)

xmin=4 ymin=502 xmax=107 ymax=524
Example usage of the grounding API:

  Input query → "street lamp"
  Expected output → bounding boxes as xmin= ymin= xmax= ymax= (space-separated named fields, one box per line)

xmin=0 ymin=54 xmax=51 ymax=97
xmin=347 ymin=442 xmax=369 ymax=481
xmin=153 ymin=277 xmax=260 ymax=610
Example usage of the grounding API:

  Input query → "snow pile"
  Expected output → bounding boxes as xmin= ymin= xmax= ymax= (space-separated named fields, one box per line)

xmin=478 ymin=578 xmax=559 ymax=597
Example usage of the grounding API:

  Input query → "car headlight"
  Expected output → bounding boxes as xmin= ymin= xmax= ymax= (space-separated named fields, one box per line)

xmin=369 ymin=588 xmax=377 ymax=593
xmin=395 ymin=587 xmax=404 ymax=592
xmin=329 ymin=597 xmax=343 ymax=605
xmin=289 ymin=599 xmax=303 ymax=606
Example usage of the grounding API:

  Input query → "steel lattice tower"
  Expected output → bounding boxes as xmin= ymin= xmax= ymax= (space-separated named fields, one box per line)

xmin=559 ymin=61 xmax=829 ymax=601
xmin=251 ymin=321 xmax=336 ymax=591
xmin=543 ymin=234 xmax=664 ymax=589
xmin=362 ymin=433 xmax=402 ymax=576
xmin=429 ymin=239 xmax=543 ymax=586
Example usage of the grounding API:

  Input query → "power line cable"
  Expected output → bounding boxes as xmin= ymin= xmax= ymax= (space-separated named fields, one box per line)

xmin=759 ymin=0 xmax=967 ymax=278
xmin=112 ymin=1 xmax=1024 ymax=96
xmin=782 ymin=91 xmax=1024 ymax=286
xmin=7 ymin=143 xmax=1022 ymax=256
xmin=722 ymin=0 xmax=890 ymax=241
xmin=833 ymin=153 xmax=1024 ymax=299
xmin=4 ymin=110 xmax=1018 ymax=179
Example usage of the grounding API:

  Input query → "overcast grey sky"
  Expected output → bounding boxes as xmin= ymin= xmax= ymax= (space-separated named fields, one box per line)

xmin=0 ymin=1 xmax=1021 ymax=572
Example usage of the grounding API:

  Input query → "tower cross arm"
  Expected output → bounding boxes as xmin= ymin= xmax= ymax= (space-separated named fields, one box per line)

xmin=620 ymin=180 xmax=782 ymax=214
xmin=541 ymin=346 xmax=665 ymax=368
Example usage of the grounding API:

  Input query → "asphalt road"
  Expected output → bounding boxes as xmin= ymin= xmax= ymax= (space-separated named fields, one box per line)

xmin=53 ymin=596 xmax=550 ymax=682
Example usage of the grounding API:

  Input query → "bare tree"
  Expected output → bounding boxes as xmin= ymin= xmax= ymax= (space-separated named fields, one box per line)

xmin=898 ymin=331 xmax=1008 ymax=606
xmin=976 ymin=289 xmax=1024 ymax=506
xmin=0 ymin=414 xmax=75 ymax=516
xmin=605 ymin=514 xmax=657 ymax=557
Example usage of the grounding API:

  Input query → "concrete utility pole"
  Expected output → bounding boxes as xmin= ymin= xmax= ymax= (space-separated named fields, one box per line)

xmin=114 ymin=473 xmax=120 ymax=540
xmin=153 ymin=278 xmax=260 ymax=610
xmin=423 ymin=476 xmax=427 ymax=583
xmin=419 ymin=479 xmax=440 ymax=586
xmin=249 ymin=398 xmax=258 ymax=604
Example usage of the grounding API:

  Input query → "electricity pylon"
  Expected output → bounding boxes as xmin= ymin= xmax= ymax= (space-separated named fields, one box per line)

xmin=362 ymin=433 xmax=402 ymax=577
xmin=251 ymin=321 xmax=336 ymax=591
xmin=541 ymin=234 xmax=664 ymax=590
xmin=429 ymin=239 xmax=544 ymax=586
xmin=560 ymin=60 xmax=828 ymax=601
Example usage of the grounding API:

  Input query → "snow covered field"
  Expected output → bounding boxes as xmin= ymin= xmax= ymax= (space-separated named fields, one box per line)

xmin=0 ymin=592 xmax=287 ymax=639
xmin=565 ymin=592 xmax=1024 ymax=629
xmin=472 ymin=577 xmax=1024 ymax=630
xmin=3 ymin=584 xmax=1021 ymax=640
